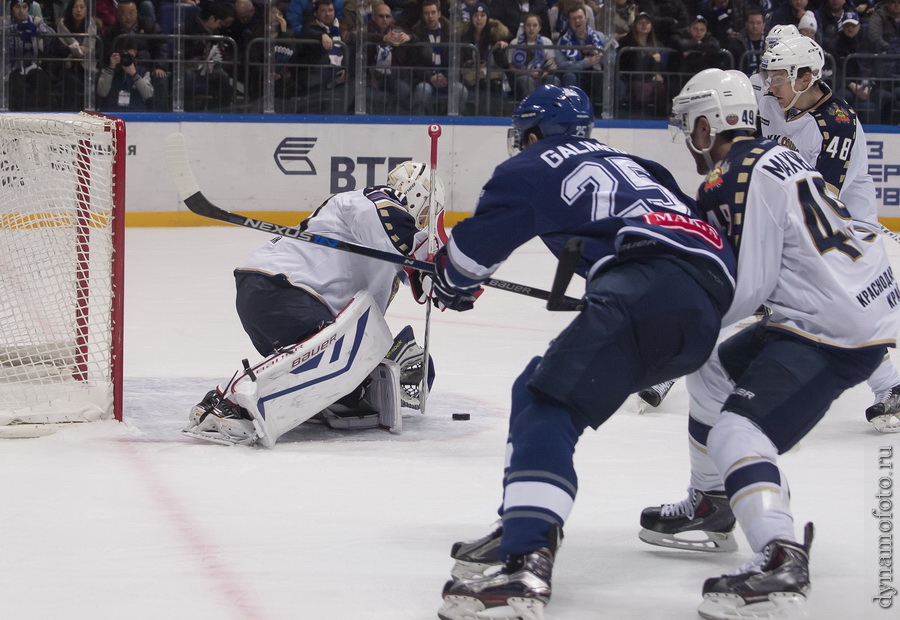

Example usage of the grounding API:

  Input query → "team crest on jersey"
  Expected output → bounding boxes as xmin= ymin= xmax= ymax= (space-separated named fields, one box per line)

xmin=830 ymin=105 xmax=852 ymax=123
xmin=703 ymin=161 xmax=729 ymax=191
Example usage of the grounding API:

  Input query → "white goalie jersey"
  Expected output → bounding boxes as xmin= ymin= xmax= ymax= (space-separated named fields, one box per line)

xmin=235 ymin=186 xmax=418 ymax=316
xmin=699 ymin=137 xmax=900 ymax=349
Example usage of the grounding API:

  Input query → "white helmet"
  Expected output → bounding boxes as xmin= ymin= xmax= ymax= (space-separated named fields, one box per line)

xmin=387 ymin=161 xmax=446 ymax=226
xmin=763 ymin=24 xmax=800 ymax=52
xmin=760 ymin=36 xmax=825 ymax=109
xmin=670 ymin=68 xmax=757 ymax=137
xmin=670 ymin=69 xmax=757 ymax=170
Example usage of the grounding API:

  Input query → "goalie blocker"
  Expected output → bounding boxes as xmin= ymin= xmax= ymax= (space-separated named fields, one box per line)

xmin=184 ymin=291 xmax=428 ymax=447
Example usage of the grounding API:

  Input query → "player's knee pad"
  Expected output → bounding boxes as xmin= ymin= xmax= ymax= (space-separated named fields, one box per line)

xmin=220 ymin=291 xmax=394 ymax=448
xmin=708 ymin=411 xmax=793 ymax=550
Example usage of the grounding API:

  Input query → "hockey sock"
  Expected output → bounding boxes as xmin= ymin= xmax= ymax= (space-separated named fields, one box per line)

xmin=499 ymin=358 xmax=587 ymax=558
xmin=688 ymin=415 xmax=726 ymax=492
xmin=708 ymin=411 xmax=794 ymax=552
xmin=866 ymin=354 xmax=899 ymax=395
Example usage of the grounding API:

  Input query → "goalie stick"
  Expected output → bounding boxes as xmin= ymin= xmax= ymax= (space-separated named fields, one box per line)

xmin=420 ymin=124 xmax=442 ymax=414
xmin=164 ymin=132 xmax=583 ymax=311
xmin=547 ymin=238 xmax=585 ymax=312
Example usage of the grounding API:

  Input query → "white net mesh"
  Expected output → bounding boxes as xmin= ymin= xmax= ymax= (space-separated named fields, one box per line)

xmin=0 ymin=113 xmax=122 ymax=426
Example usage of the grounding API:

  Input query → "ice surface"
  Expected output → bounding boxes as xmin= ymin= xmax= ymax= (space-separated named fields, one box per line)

xmin=1 ymin=227 xmax=896 ymax=620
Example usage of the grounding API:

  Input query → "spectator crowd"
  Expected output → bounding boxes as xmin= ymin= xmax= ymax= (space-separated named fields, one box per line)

xmin=5 ymin=0 xmax=900 ymax=122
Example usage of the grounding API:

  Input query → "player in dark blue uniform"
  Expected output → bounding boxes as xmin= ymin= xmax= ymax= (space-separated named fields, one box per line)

xmin=431 ymin=85 xmax=738 ymax=620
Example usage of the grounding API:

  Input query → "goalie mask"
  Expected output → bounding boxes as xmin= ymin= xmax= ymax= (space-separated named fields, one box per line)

xmin=508 ymin=84 xmax=594 ymax=157
xmin=670 ymin=68 xmax=757 ymax=171
xmin=387 ymin=161 xmax=446 ymax=228
xmin=760 ymin=36 xmax=825 ymax=110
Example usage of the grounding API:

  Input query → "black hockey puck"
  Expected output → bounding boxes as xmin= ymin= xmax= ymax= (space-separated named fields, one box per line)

xmin=452 ymin=413 xmax=471 ymax=421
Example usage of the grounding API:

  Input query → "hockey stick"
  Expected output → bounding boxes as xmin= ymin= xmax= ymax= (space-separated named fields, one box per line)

xmin=880 ymin=223 xmax=900 ymax=246
xmin=164 ymin=133 xmax=583 ymax=310
xmin=547 ymin=238 xmax=585 ymax=312
xmin=420 ymin=124 xmax=442 ymax=414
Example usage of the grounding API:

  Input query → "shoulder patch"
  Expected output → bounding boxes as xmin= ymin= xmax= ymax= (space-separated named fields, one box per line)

xmin=364 ymin=185 xmax=417 ymax=255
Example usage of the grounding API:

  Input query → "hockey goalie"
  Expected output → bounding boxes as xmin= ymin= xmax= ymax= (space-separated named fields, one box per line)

xmin=183 ymin=161 xmax=445 ymax=448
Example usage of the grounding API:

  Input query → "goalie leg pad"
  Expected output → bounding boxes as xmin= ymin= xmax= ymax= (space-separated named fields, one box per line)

xmin=385 ymin=324 xmax=435 ymax=410
xmin=318 ymin=361 xmax=402 ymax=432
xmin=221 ymin=291 xmax=394 ymax=448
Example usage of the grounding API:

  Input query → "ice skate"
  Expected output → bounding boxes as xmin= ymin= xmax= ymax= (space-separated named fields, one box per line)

xmin=638 ymin=380 xmax=676 ymax=408
xmin=450 ymin=521 xmax=503 ymax=579
xmin=866 ymin=385 xmax=900 ymax=433
xmin=183 ymin=389 xmax=258 ymax=446
xmin=639 ymin=488 xmax=738 ymax=552
xmin=698 ymin=523 xmax=814 ymax=620
xmin=438 ymin=526 xmax=560 ymax=620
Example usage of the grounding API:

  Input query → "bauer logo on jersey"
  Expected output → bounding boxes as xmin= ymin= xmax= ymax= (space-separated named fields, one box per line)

xmin=274 ymin=137 xmax=317 ymax=175
xmin=643 ymin=212 xmax=725 ymax=250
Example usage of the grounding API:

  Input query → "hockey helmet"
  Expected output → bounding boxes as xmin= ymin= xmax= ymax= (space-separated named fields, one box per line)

xmin=763 ymin=23 xmax=800 ymax=53
xmin=761 ymin=36 xmax=824 ymax=88
xmin=760 ymin=36 xmax=825 ymax=109
xmin=670 ymin=69 xmax=757 ymax=172
xmin=387 ymin=161 xmax=445 ymax=227
xmin=670 ymin=68 xmax=757 ymax=139
xmin=507 ymin=84 xmax=594 ymax=157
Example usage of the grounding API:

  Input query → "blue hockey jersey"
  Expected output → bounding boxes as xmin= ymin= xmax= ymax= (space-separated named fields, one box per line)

xmin=444 ymin=134 xmax=737 ymax=301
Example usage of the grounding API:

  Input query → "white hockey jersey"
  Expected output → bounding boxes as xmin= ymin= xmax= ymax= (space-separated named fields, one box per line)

xmin=757 ymin=86 xmax=878 ymax=226
xmin=698 ymin=137 xmax=900 ymax=349
xmin=235 ymin=186 xmax=418 ymax=316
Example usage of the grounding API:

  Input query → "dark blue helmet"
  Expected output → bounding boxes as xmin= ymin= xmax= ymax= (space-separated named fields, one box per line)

xmin=507 ymin=85 xmax=594 ymax=156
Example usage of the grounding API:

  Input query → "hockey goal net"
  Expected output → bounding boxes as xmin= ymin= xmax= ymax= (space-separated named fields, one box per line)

xmin=0 ymin=112 xmax=124 ymax=436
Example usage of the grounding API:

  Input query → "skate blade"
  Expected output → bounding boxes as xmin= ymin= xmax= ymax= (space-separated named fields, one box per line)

xmin=438 ymin=595 xmax=546 ymax=620
xmin=870 ymin=413 xmax=900 ymax=433
xmin=698 ymin=592 xmax=808 ymax=620
xmin=180 ymin=427 xmax=256 ymax=447
xmin=639 ymin=527 xmax=738 ymax=553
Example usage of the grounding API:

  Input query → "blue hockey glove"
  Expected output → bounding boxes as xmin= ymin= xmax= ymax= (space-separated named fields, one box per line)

xmin=431 ymin=247 xmax=482 ymax=312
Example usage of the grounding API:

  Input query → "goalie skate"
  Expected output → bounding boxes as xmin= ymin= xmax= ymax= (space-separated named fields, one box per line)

xmin=450 ymin=521 xmax=503 ymax=579
xmin=866 ymin=385 xmax=900 ymax=433
xmin=183 ymin=389 xmax=258 ymax=446
xmin=438 ymin=526 xmax=560 ymax=620
xmin=698 ymin=523 xmax=814 ymax=620
xmin=639 ymin=488 xmax=738 ymax=553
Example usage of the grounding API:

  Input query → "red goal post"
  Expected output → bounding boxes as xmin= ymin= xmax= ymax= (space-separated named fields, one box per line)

xmin=0 ymin=112 xmax=124 ymax=437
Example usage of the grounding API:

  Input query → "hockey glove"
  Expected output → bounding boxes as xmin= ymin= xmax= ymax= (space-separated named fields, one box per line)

xmin=430 ymin=246 xmax=482 ymax=312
